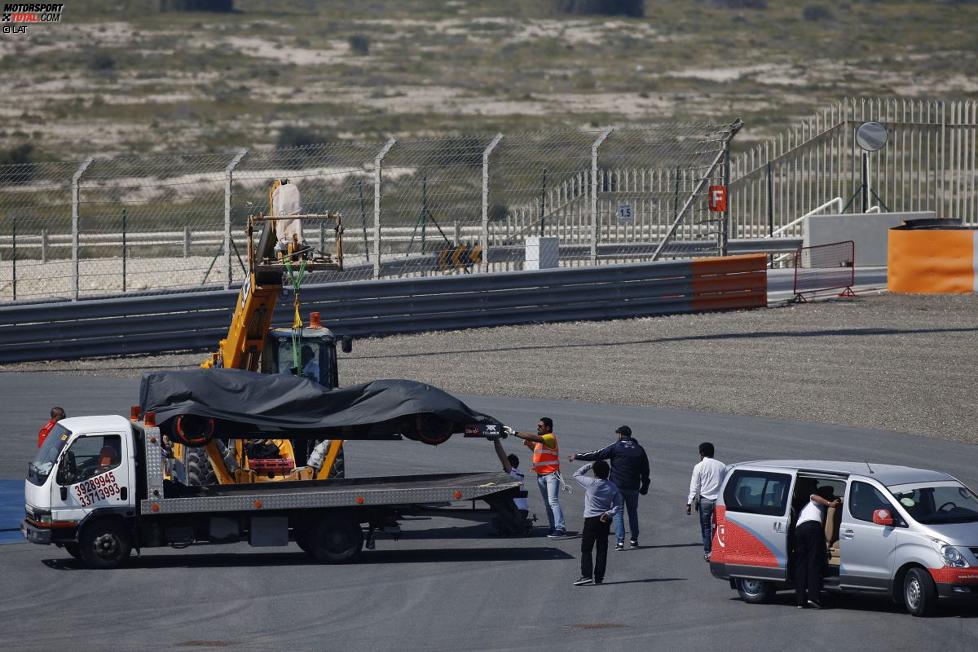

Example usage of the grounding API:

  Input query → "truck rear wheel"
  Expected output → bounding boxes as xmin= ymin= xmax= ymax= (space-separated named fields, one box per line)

xmin=79 ymin=520 xmax=131 ymax=569
xmin=310 ymin=516 xmax=362 ymax=564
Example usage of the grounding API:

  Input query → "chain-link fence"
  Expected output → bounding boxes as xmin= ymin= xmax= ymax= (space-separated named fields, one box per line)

xmin=0 ymin=123 xmax=740 ymax=303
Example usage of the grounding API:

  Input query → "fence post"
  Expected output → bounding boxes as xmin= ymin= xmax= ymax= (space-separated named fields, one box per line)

xmin=590 ymin=128 xmax=613 ymax=264
xmin=722 ymin=136 xmax=732 ymax=255
xmin=373 ymin=138 xmax=396 ymax=279
xmin=11 ymin=215 xmax=15 ymax=302
xmin=481 ymin=133 xmax=502 ymax=272
xmin=122 ymin=208 xmax=127 ymax=293
xmin=224 ymin=148 xmax=247 ymax=289
xmin=71 ymin=157 xmax=94 ymax=301
xmin=40 ymin=228 xmax=48 ymax=263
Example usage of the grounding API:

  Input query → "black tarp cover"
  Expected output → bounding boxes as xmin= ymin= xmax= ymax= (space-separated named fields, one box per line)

xmin=139 ymin=369 xmax=500 ymax=437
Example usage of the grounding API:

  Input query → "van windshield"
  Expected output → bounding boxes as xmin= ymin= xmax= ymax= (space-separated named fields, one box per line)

xmin=892 ymin=483 xmax=978 ymax=525
xmin=27 ymin=424 xmax=71 ymax=486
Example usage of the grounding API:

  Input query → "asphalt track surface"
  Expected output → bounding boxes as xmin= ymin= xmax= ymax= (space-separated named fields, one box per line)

xmin=0 ymin=374 xmax=976 ymax=651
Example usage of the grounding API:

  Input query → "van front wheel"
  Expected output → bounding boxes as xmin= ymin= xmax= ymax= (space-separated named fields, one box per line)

xmin=736 ymin=578 xmax=774 ymax=604
xmin=903 ymin=568 xmax=937 ymax=617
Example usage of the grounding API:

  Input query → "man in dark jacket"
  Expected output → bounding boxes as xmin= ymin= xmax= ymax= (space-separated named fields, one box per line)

xmin=570 ymin=425 xmax=650 ymax=550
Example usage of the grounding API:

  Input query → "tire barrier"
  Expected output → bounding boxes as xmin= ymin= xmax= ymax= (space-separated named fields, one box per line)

xmin=692 ymin=254 xmax=768 ymax=311
xmin=0 ymin=256 xmax=768 ymax=363
xmin=888 ymin=224 xmax=978 ymax=294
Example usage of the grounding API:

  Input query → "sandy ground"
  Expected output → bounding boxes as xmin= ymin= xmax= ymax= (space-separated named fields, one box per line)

xmin=4 ymin=292 xmax=975 ymax=444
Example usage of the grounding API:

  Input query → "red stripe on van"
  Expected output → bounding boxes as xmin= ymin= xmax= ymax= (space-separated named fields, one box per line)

xmin=929 ymin=567 xmax=978 ymax=584
xmin=712 ymin=505 xmax=780 ymax=568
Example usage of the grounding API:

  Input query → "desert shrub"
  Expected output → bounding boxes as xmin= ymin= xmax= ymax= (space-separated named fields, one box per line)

xmin=0 ymin=144 xmax=36 ymax=185
xmin=708 ymin=0 xmax=768 ymax=8
xmin=275 ymin=126 xmax=336 ymax=169
xmin=89 ymin=51 xmax=116 ymax=73
xmin=488 ymin=202 xmax=509 ymax=222
xmin=802 ymin=5 xmax=833 ymax=20
xmin=158 ymin=0 xmax=234 ymax=11
xmin=553 ymin=0 xmax=645 ymax=17
xmin=348 ymin=34 xmax=370 ymax=56
xmin=421 ymin=136 xmax=485 ymax=168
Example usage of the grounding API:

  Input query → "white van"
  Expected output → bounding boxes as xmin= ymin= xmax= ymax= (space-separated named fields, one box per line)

xmin=709 ymin=460 xmax=978 ymax=616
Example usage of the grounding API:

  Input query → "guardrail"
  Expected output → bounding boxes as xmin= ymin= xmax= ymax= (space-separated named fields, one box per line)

xmin=0 ymin=255 xmax=768 ymax=364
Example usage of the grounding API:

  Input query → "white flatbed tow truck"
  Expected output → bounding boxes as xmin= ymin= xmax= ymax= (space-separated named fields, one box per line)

xmin=23 ymin=413 xmax=522 ymax=568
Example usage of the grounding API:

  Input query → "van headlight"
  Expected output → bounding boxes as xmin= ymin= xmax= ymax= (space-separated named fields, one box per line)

xmin=940 ymin=544 xmax=969 ymax=568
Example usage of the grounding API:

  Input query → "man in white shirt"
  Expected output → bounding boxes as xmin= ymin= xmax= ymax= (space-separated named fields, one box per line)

xmin=795 ymin=486 xmax=841 ymax=609
xmin=686 ymin=442 xmax=726 ymax=561
xmin=492 ymin=438 xmax=529 ymax=517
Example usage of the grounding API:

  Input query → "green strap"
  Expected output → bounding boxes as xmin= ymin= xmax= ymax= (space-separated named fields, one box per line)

xmin=283 ymin=257 xmax=309 ymax=372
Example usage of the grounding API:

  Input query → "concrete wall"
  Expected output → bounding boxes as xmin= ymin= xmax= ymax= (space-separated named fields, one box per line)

xmin=524 ymin=236 xmax=559 ymax=270
xmin=803 ymin=211 xmax=936 ymax=266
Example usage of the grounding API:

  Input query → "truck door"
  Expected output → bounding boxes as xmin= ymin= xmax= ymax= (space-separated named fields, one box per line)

xmin=839 ymin=479 xmax=899 ymax=591
xmin=51 ymin=433 xmax=134 ymax=522
xmin=713 ymin=469 xmax=795 ymax=580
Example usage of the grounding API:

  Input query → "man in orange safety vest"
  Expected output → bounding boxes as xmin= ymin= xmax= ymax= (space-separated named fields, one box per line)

xmin=509 ymin=417 xmax=566 ymax=537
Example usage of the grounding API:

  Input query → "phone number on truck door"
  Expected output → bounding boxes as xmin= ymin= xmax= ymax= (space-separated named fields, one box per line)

xmin=74 ymin=471 xmax=120 ymax=506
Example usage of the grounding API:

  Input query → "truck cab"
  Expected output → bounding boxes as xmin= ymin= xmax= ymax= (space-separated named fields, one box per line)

xmin=24 ymin=415 xmax=139 ymax=565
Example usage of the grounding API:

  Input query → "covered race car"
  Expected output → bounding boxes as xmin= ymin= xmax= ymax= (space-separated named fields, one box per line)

xmin=139 ymin=368 xmax=502 ymax=447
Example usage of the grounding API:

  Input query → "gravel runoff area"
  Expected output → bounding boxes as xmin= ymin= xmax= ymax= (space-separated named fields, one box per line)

xmin=3 ymin=292 xmax=976 ymax=444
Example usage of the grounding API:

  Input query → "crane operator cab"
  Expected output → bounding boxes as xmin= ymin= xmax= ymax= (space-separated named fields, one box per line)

xmin=261 ymin=312 xmax=353 ymax=473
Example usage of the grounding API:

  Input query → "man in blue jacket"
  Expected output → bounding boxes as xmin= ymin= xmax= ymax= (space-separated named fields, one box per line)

xmin=570 ymin=425 xmax=650 ymax=550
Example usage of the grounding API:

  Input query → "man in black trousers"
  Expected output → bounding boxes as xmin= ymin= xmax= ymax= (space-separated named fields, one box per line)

xmin=795 ymin=486 xmax=841 ymax=608
xmin=572 ymin=460 xmax=621 ymax=586
xmin=570 ymin=425 xmax=650 ymax=550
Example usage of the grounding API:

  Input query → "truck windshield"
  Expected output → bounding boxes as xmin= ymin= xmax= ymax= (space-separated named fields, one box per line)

xmin=27 ymin=424 xmax=72 ymax=486
xmin=892 ymin=483 xmax=978 ymax=525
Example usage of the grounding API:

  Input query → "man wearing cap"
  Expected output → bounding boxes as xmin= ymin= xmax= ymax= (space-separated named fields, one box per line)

xmin=570 ymin=425 xmax=650 ymax=550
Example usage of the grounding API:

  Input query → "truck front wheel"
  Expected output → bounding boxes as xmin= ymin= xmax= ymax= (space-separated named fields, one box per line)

xmin=79 ymin=520 xmax=131 ymax=569
xmin=63 ymin=543 xmax=83 ymax=560
xmin=311 ymin=516 xmax=362 ymax=564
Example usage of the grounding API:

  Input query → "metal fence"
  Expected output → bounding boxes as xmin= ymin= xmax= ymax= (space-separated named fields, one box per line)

xmin=0 ymin=124 xmax=739 ymax=304
xmin=731 ymin=97 xmax=978 ymax=239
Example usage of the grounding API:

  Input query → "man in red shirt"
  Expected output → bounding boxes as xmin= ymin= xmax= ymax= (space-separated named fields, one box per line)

xmin=38 ymin=406 xmax=66 ymax=447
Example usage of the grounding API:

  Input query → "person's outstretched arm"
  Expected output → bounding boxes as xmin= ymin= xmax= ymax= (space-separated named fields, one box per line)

xmin=571 ymin=442 xmax=614 ymax=462
xmin=493 ymin=438 xmax=512 ymax=473
xmin=574 ymin=463 xmax=596 ymax=487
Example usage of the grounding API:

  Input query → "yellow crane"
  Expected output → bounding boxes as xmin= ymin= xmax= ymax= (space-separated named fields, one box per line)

xmin=174 ymin=180 xmax=347 ymax=485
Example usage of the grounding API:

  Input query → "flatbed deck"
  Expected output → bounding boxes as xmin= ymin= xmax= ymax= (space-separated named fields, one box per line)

xmin=149 ymin=471 xmax=519 ymax=515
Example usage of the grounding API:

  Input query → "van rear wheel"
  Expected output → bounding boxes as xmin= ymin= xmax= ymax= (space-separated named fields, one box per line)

xmin=903 ymin=568 xmax=937 ymax=617
xmin=736 ymin=578 xmax=774 ymax=604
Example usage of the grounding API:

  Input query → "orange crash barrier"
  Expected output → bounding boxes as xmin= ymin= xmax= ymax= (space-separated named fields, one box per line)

xmin=691 ymin=254 xmax=768 ymax=311
xmin=888 ymin=229 xmax=978 ymax=294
